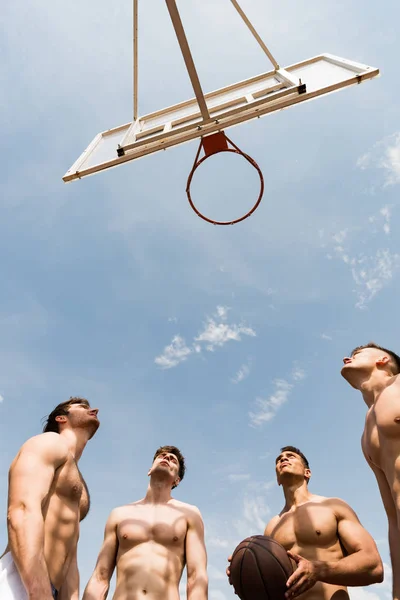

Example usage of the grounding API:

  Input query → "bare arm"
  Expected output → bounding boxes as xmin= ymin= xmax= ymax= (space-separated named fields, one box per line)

xmin=186 ymin=507 xmax=208 ymax=600
xmin=7 ymin=433 xmax=69 ymax=600
xmin=82 ymin=510 xmax=120 ymax=600
xmin=368 ymin=461 xmax=400 ymax=599
xmin=58 ymin=548 xmax=79 ymax=600
xmin=286 ymin=499 xmax=383 ymax=599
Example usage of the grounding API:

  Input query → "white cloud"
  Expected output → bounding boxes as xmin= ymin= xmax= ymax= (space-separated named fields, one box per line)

xmin=195 ymin=320 xmax=255 ymax=352
xmin=234 ymin=494 xmax=271 ymax=537
xmin=352 ymin=249 xmax=400 ymax=309
xmin=208 ymin=565 xmax=227 ymax=581
xmin=209 ymin=591 xmax=228 ymax=600
xmin=321 ymin=333 xmax=332 ymax=341
xmin=154 ymin=335 xmax=192 ymax=369
xmin=207 ymin=537 xmax=230 ymax=549
xmin=357 ymin=132 xmax=400 ymax=186
xmin=349 ymin=589 xmax=383 ymax=600
xmin=227 ymin=473 xmax=251 ymax=483
xmin=0 ymin=394 xmax=3 ymax=403
xmin=231 ymin=361 xmax=251 ymax=384
xmin=155 ymin=307 xmax=256 ymax=368
xmin=216 ymin=306 xmax=229 ymax=320
xmin=331 ymin=223 xmax=400 ymax=309
xmin=249 ymin=364 xmax=306 ymax=426
xmin=291 ymin=367 xmax=306 ymax=382
xmin=249 ymin=378 xmax=293 ymax=426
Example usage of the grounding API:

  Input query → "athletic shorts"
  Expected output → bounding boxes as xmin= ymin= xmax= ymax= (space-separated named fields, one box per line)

xmin=0 ymin=552 xmax=58 ymax=599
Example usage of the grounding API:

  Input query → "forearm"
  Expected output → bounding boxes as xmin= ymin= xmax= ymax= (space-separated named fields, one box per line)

xmin=58 ymin=560 xmax=79 ymax=600
xmin=82 ymin=575 xmax=111 ymax=600
xmin=389 ymin=521 xmax=400 ymax=597
xmin=8 ymin=509 xmax=53 ymax=599
xmin=187 ymin=571 xmax=208 ymax=600
xmin=315 ymin=552 xmax=382 ymax=586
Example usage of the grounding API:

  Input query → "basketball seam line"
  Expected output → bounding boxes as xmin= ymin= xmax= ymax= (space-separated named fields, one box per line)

xmin=250 ymin=546 xmax=271 ymax=600
xmin=250 ymin=538 xmax=292 ymax=579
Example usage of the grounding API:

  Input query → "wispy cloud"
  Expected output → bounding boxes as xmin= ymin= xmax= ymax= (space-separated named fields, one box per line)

xmin=155 ymin=307 xmax=255 ymax=369
xmin=249 ymin=379 xmax=293 ymax=426
xmin=154 ymin=335 xmax=192 ymax=369
xmin=352 ymin=249 xmax=400 ymax=309
xmin=357 ymin=132 xmax=400 ymax=187
xmin=231 ymin=360 xmax=251 ymax=384
xmin=328 ymin=216 xmax=400 ymax=309
xmin=234 ymin=494 xmax=271 ymax=537
xmin=249 ymin=365 xmax=306 ymax=427
xmin=227 ymin=473 xmax=251 ymax=483
xmin=208 ymin=565 xmax=227 ymax=581
xmin=0 ymin=394 xmax=4 ymax=403
xmin=321 ymin=333 xmax=332 ymax=341
xmin=207 ymin=536 xmax=230 ymax=549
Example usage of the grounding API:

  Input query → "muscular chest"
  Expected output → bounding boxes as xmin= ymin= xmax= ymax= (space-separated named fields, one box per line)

xmin=270 ymin=506 xmax=338 ymax=550
xmin=54 ymin=458 xmax=90 ymax=519
xmin=362 ymin=392 xmax=400 ymax=465
xmin=118 ymin=506 xmax=187 ymax=549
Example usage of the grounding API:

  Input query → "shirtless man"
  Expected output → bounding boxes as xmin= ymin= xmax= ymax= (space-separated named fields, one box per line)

xmin=341 ymin=342 xmax=400 ymax=600
xmin=0 ymin=397 xmax=99 ymax=600
xmin=83 ymin=445 xmax=208 ymax=600
xmin=227 ymin=446 xmax=383 ymax=600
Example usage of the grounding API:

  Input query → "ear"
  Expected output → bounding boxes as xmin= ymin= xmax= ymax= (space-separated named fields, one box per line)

xmin=55 ymin=415 xmax=67 ymax=424
xmin=147 ymin=468 xmax=151 ymax=477
xmin=376 ymin=356 xmax=390 ymax=368
xmin=305 ymin=468 xmax=311 ymax=482
xmin=174 ymin=477 xmax=181 ymax=488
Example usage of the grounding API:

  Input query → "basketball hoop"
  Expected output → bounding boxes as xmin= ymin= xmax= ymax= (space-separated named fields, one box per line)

xmin=186 ymin=132 xmax=264 ymax=225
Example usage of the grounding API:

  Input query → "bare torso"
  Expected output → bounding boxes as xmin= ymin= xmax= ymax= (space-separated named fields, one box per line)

xmin=267 ymin=496 xmax=349 ymax=600
xmin=3 ymin=451 xmax=89 ymax=590
xmin=361 ymin=378 xmax=400 ymax=486
xmin=112 ymin=500 xmax=192 ymax=600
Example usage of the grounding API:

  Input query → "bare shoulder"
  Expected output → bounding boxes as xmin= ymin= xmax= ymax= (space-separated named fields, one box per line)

xmin=12 ymin=432 xmax=69 ymax=466
xmin=324 ymin=496 xmax=359 ymax=520
xmin=170 ymin=499 xmax=203 ymax=522
xmin=105 ymin=505 xmax=132 ymax=526
xmin=264 ymin=514 xmax=280 ymax=535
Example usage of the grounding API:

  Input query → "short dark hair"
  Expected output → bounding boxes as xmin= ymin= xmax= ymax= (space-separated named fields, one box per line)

xmin=43 ymin=397 xmax=90 ymax=433
xmin=153 ymin=445 xmax=186 ymax=488
xmin=351 ymin=342 xmax=400 ymax=375
xmin=277 ymin=446 xmax=310 ymax=470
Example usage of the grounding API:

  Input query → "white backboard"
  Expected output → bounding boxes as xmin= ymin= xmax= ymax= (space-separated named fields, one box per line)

xmin=63 ymin=54 xmax=379 ymax=183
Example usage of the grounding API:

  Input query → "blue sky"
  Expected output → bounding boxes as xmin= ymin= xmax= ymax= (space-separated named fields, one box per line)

xmin=1 ymin=0 xmax=400 ymax=599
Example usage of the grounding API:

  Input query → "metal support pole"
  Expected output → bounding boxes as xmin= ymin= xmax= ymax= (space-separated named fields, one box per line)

xmin=133 ymin=0 xmax=138 ymax=121
xmin=229 ymin=0 xmax=279 ymax=70
xmin=165 ymin=0 xmax=210 ymax=121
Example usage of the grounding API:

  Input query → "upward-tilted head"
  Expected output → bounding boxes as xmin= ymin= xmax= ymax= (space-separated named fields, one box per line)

xmin=148 ymin=445 xmax=186 ymax=490
xmin=43 ymin=397 xmax=100 ymax=438
xmin=341 ymin=342 xmax=400 ymax=389
xmin=275 ymin=446 xmax=311 ymax=487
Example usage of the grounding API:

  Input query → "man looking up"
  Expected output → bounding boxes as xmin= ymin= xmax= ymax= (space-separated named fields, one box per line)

xmin=227 ymin=446 xmax=383 ymax=600
xmin=0 ymin=397 xmax=100 ymax=600
xmin=83 ymin=445 xmax=208 ymax=600
xmin=341 ymin=342 xmax=400 ymax=600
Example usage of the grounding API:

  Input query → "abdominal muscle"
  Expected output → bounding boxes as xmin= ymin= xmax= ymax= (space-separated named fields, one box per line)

xmin=43 ymin=494 xmax=80 ymax=590
xmin=113 ymin=541 xmax=184 ymax=600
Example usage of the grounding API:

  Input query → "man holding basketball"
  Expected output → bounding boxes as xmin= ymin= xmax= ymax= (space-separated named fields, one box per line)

xmin=341 ymin=342 xmax=400 ymax=600
xmin=83 ymin=445 xmax=208 ymax=600
xmin=0 ymin=397 xmax=100 ymax=600
xmin=227 ymin=446 xmax=383 ymax=600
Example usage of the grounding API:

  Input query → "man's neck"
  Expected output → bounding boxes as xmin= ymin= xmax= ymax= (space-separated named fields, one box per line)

xmin=282 ymin=480 xmax=312 ymax=509
xmin=357 ymin=371 xmax=394 ymax=409
xmin=59 ymin=429 xmax=90 ymax=461
xmin=144 ymin=480 xmax=173 ymax=504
